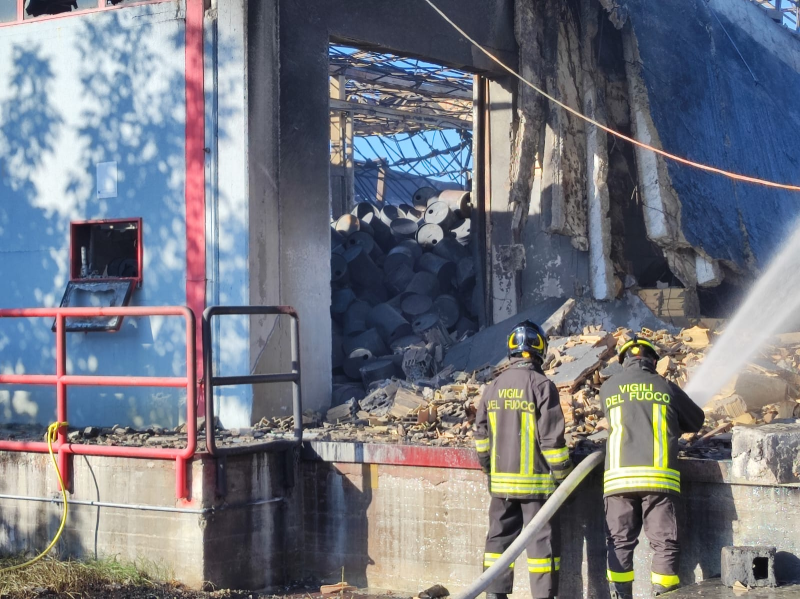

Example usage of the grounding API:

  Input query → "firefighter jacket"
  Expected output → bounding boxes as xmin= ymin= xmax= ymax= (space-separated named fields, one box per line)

xmin=474 ymin=358 xmax=573 ymax=499
xmin=600 ymin=357 xmax=705 ymax=497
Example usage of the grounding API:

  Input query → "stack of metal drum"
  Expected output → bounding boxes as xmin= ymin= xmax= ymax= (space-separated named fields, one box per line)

xmin=330 ymin=187 xmax=479 ymax=403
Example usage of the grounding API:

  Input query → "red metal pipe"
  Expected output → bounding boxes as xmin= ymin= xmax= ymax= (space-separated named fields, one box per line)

xmin=0 ymin=307 xmax=193 ymax=317
xmin=184 ymin=0 xmax=206 ymax=413
xmin=0 ymin=375 xmax=58 ymax=385
xmin=0 ymin=441 xmax=51 ymax=452
xmin=0 ymin=375 xmax=188 ymax=387
xmin=62 ymin=443 xmax=189 ymax=460
xmin=55 ymin=314 xmax=68 ymax=490
xmin=60 ymin=375 xmax=189 ymax=388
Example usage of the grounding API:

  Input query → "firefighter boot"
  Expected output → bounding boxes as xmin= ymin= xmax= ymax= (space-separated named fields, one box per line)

xmin=608 ymin=582 xmax=633 ymax=599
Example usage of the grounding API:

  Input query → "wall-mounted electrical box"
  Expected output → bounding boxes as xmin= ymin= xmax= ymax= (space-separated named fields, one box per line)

xmin=56 ymin=218 xmax=142 ymax=332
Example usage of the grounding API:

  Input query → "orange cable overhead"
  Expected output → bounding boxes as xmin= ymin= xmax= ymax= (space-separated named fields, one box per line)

xmin=422 ymin=0 xmax=800 ymax=192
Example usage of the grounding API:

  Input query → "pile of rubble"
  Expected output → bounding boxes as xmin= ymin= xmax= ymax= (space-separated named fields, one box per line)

xmin=331 ymin=187 xmax=479 ymax=394
xmin=307 ymin=323 xmax=800 ymax=455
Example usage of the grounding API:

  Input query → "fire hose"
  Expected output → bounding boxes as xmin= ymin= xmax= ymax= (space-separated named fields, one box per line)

xmin=0 ymin=421 xmax=70 ymax=575
xmin=452 ymin=450 xmax=605 ymax=599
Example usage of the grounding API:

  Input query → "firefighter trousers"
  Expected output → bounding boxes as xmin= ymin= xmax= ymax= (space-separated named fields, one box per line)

xmin=604 ymin=492 xmax=680 ymax=590
xmin=483 ymin=497 xmax=560 ymax=599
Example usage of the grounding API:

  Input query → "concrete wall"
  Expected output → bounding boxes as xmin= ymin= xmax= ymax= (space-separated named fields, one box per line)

xmin=299 ymin=445 xmax=800 ymax=598
xmin=3 ymin=444 xmax=800 ymax=595
xmin=0 ymin=452 xmax=206 ymax=584
xmin=0 ymin=448 xmax=296 ymax=589
xmin=0 ymin=3 xmax=190 ymax=429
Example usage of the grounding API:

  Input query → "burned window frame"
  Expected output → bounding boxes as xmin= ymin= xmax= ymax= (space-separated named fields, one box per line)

xmin=53 ymin=217 xmax=142 ymax=333
xmin=53 ymin=279 xmax=136 ymax=332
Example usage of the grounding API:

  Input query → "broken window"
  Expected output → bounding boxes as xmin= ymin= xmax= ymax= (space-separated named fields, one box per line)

xmin=23 ymin=0 xmax=122 ymax=18
xmin=55 ymin=279 xmax=135 ymax=332
xmin=70 ymin=218 xmax=142 ymax=285
xmin=54 ymin=219 xmax=142 ymax=333
xmin=25 ymin=0 xmax=76 ymax=17
xmin=0 ymin=0 xmax=16 ymax=22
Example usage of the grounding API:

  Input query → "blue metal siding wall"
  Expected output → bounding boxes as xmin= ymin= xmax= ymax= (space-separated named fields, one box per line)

xmin=624 ymin=0 xmax=800 ymax=270
xmin=0 ymin=4 xmax=189 ymax=428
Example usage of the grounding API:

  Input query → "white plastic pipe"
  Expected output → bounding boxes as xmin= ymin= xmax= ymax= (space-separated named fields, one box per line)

xmin=452 ymin=451 xmax=605 ymax=599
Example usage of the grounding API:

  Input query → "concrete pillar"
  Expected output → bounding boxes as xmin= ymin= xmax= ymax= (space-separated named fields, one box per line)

xmin=206 ymin=0 xmax=252 ymax=427
xmin=485 ymin=78 xmax=519 ymax=322
xmin=277 ymin=1 xmax=333 ymax=414
xmin=582 ymin=0 xmax=615 ymax=301
xmin=248 ymin=0 xmax=299 ymax=420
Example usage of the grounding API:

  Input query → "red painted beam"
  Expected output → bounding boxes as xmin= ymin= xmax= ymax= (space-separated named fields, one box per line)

xmin=185 ymin=0 xmax=206 ymax=412
xmin=303 ymin=441 xmax=483 ymax=470
xmin=364 ymin=444 xmax=482 ymax=469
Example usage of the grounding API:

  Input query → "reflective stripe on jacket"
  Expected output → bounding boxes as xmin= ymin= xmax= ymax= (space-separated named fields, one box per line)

xmin=474 ymin=358 xmax=572 ymax=500
xmin=600 ymin=357 xmax=705 ymax=496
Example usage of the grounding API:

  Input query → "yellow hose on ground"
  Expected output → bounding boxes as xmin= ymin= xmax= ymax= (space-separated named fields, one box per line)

xmin=0 ymin=421 xmax=70 ymax=575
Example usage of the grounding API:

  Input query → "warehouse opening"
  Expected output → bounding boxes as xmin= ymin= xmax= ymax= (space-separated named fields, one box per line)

xmin=328 ymin=44 xmax=480 ymax=407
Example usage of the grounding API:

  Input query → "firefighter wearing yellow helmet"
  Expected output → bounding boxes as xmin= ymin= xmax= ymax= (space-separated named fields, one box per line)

xmin=600 ymin=334 xmax=705 ymax=598
xmin=474 ymin=320 xmax=572 ymax=599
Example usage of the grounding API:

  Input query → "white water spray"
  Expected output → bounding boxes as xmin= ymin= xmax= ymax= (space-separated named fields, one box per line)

xmin=685 ymin=226 xmax=800 ymax=407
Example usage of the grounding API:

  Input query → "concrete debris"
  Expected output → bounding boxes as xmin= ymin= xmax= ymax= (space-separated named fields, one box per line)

xmin=681 ymin=325 xmax=710 ymax=349
xmin=320 ymin=583 xmax=357 ymax=594
xmin=721 ymin=546 xmax=777 ymax=589
xmin=637 ymin=287 xmax=699 ymax=326
xmin=326 ymin=399 xmax=356 ymax=423
xmin=732 ymin=423 xmax=800 ymax=485
xmin=716 ymin=372 xmax=788 ymax=410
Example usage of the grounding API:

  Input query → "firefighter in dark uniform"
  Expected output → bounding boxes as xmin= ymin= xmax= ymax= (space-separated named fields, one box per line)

xmin=600 ymin=335 xmax=705 ymax=598
xmin=474 ymin=320 xmax=573 ymax=599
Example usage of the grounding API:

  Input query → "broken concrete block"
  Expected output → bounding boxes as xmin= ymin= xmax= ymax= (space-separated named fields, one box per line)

xmin=551 ymin=344 xmax=613 ymax=392
xmin=326 ymin=399 xmax=355 ymax=423
xmin=541 ymin=298 xmax=576 ymax=336
xmin=656 ymin=356 xmax=672 ymax=376
xmin=732 ymin=423 xmax=800 ymax=484
xmin=719 ymin=372 xmax=788 ymax=410
xmin=402 ymin=346 xmax=435 ymax=382
xmin=732 ymin=412 xmax=756 ymax=426
xmin=705 ymin=394 xmax=748 ymax=419
xmin=721 ymin=546 xmax=776 ymax=588
xmin=775 ymin=400 xmax=799 ymax=420
xmin=681 ymin=325 xmax=710 ymax=348
xmin=389 ymin=387 xmax=428 ymax=419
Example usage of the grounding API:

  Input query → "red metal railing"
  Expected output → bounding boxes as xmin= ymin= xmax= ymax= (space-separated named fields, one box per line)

xmin=0 ymin=306 xmax=197 ymax=500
